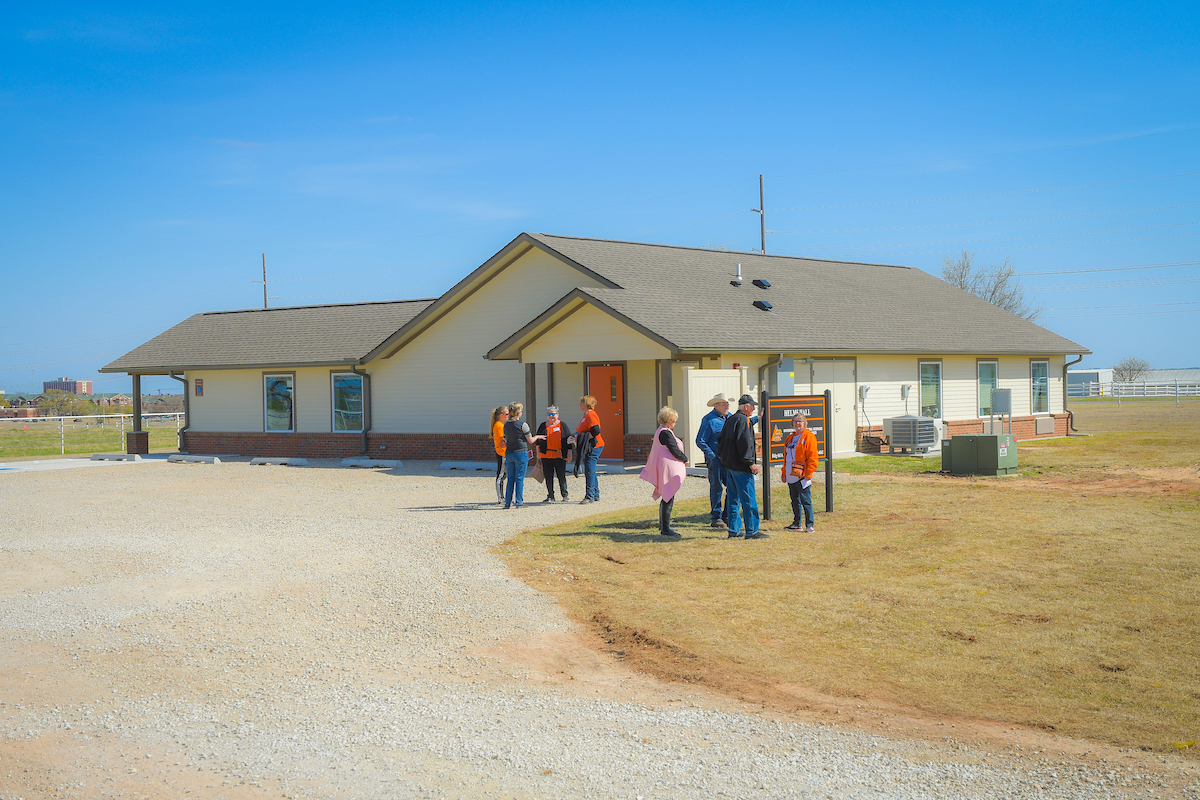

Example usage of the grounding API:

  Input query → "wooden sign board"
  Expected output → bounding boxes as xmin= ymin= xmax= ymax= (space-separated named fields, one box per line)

xmin=764 ymin=395 xmax=827 ymax=465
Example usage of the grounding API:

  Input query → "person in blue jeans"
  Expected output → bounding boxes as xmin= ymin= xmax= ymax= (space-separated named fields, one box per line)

xmin=576 ymin=395 xmax=604 ymax=503
xmin=502 ymin=401 xmax=544 ymax=509
xmin=694 ymin=392 xmax=733 ymax=529
xmin=716 ymin=394 xmax=766 ymax=539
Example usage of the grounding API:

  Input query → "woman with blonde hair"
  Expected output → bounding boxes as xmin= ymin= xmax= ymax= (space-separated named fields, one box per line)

xmin=502 ymin=401 xmax=544 ymax=509
xmin=490 ymin=406 xmax=508 ymax=505
xmin=575 ymin=395 xmax=604 ymax=503
xmin=640 ymin=406 xmax=688 ymax=536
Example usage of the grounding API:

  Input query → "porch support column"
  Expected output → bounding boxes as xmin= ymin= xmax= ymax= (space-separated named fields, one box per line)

xmin=132 ymin=374 xmax=142 ymax=432
xmin=525 ymin=363 xmax=536 ymax=420
xmin=656 ymin=359 xmax=672 ymax=409
xmin=547 ymin=363 xmax=555 ymax=407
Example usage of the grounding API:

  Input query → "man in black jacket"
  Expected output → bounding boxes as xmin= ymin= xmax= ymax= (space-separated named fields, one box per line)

xmin=716 ymin=394 xmax=765 ymax=539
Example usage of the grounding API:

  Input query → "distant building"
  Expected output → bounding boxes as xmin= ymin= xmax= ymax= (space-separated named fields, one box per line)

xmin=43 ymin=377 xmax=93 ymax=395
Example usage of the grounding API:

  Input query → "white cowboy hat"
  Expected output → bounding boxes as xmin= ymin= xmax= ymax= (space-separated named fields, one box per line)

xmin=706 ymin=392 xmax=732 ymax=407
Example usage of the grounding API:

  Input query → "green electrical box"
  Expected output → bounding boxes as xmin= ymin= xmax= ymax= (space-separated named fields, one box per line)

xmin=943 ymin=434 xmax=1017 ymax=476
xmin=975 ymin=433 xmax=1017 ymax=475
xmin=949 ymin=434 xmax=978 ymax=475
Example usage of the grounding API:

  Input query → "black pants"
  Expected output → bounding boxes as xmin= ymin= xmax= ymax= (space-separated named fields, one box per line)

xmin=659 ymin=497 xmax=675 ymax=534
xmin=543 ymin=457 xmax=568 ymax=499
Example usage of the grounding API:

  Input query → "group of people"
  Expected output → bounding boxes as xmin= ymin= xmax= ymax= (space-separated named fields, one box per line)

xmin=640 ymin=391 xmax=819 ymax=539
xmin=489 ymin=396 xmax=605 ymax=509
xmin=693 ymin=392 xmax=819 ymax=538
xmin=489 ymin=390 xmax=819 ymax=538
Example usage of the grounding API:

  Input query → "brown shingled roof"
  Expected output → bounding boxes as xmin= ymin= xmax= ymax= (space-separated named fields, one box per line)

xmin=512 ymin=233 xmax=1088 ymax=355
xmin=101 ymin=299 xmax=434 ymax=374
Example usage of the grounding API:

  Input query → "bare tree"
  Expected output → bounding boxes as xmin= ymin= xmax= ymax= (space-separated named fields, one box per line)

xmin=941 ymin=251 xmax=1042 ymax=321
xmin=1112 ymin=356 xmax=1151 ymax=382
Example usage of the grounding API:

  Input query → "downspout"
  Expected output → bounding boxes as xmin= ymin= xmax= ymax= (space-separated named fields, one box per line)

xmin=1063 ymin=355 xmax=1083 ymax=433
xmin=168 ymin=372 xmax=189 ymax=452
xmin=351 ymin=365 xmax=371 ymax=455
xmin=757 ymin=354 xmax=783 ymax=397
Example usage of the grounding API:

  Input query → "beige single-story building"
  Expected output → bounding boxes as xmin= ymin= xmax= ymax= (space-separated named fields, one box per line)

xmin=102 ymin=233 xmax=1089 ymax=460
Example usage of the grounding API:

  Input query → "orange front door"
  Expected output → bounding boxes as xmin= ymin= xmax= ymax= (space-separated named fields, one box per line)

xmin=586 ymin=364 xmax=624 ymax=460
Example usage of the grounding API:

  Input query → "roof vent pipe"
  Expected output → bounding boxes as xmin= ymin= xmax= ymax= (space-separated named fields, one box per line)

xmin=730 ymin=263 xmax=743 ymax=287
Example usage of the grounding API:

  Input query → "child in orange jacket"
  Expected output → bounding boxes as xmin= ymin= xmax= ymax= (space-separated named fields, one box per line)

xmin=781 ymin=413 xmax=819 ymax=532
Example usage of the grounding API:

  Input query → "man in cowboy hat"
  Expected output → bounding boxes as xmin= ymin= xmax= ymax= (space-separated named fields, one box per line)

xmin=695 ymin=392 xmax=734 ymax=528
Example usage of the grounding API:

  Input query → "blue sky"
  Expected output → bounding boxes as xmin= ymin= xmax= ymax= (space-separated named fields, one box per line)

xmin=2 ymin=2 xmax=1197 ymax=395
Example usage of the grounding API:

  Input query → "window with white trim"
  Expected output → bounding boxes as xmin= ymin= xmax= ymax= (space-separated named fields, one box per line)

xmin=1030 ymin=360 xmax=1049 ymax=414
xmin=264 ymin=374 xmax=294 ymax=432
xmin=331 ymin=373 xmax=364 ymax=432
xmin=978 ymin=361 xmax=998 ymax=417
xmin=919 ymin=361 xmax=941 ymax=418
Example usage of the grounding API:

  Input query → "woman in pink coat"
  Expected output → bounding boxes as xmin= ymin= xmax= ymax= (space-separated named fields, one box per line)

xmin=640 ymin=407 xmax=688 ymax=537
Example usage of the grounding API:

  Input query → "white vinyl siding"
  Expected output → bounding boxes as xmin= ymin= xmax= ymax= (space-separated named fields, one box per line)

xmin=367 ymin=247 xmax=609 ymax=434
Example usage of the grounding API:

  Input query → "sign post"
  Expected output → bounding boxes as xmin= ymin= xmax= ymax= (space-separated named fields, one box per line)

xmin=761 ymin=391 xmax=833 ymax=520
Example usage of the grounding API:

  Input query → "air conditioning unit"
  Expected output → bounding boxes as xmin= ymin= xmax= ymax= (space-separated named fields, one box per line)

xmin=882 ymin=415 xmax=940 ymax=454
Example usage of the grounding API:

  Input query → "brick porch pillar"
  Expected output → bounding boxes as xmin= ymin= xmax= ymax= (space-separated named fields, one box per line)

xmin=126 ymin=430 xmax=150 ymax=455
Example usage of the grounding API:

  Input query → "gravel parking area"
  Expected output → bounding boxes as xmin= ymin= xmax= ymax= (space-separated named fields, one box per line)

xmin=2 ymin=461 xmax=1195 ymax=799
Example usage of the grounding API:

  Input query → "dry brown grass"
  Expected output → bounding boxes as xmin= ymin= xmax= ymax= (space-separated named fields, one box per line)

xmin=499 ymin=399 xmax=1200 ymax=754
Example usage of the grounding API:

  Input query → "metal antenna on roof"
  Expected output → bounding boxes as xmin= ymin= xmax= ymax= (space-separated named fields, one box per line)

xmin=750 ymin=174 xmax=768 ymax=254
xmin=252 ymin=253 xmax=275 ymax=308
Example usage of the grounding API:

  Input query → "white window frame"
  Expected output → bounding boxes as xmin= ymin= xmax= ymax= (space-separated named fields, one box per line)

xmin=918 ymin=360 xmax=942 ymax=419
xmin=977 ymin=360 xmax=999 ymax=418
xmin=263 ymin=373 xmax=295 ymax=433
xmin=330 ymin=372 xmax=364 ymax=433
xmin=1030 ymin=359 xmax=1050 ymax=415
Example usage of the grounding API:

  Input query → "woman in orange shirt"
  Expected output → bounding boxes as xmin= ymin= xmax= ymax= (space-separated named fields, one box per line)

xmin=576 ymin=395 xmax=604 ymax=503
xmin=490 ymin=405 xmax=508 ymax=506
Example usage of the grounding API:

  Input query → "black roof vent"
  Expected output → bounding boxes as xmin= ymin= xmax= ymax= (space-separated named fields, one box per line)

xmin=753 ymin=300 xmax=773 ymax=312
xmin=753 ymin=279 xmax=771 ymax=289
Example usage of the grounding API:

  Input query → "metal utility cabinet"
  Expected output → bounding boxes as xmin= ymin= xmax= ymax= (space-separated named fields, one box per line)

xmin=942 ymin=434 xmax=1017 ymax=476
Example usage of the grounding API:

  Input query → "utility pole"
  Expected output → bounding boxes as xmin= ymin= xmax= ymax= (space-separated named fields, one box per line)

xmin=262 ymin=253 xmax=268 ymax=309
xmin=751 ymin=174 xmax=767 ymax=254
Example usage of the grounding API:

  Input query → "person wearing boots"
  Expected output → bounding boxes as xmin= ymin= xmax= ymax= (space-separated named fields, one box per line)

xmin=640 ymin=407 xmax=688 ymax=537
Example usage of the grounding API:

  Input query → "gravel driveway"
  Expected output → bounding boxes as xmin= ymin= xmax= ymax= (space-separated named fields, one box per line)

xmin=1 ymin=461 xmax=1195 ymax=799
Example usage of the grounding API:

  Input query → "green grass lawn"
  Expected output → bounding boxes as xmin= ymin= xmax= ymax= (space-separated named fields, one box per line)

xmin=0 ymin=419 xmax=180 ymax=458
xmin=501 ymin=399 xmax=1200 ymax=755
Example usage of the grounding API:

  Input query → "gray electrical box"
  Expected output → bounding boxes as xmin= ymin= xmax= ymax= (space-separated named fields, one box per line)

xmin=768 ymin=356 xmax=795 ymax=396
xmin=992 ymin=388 xmax=1012 ymax=415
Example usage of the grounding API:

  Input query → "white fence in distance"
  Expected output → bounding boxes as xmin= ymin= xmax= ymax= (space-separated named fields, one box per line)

xmin=1068 ymin=381 xmax=1200 ymax=399
xmin=0 ymin=413 xmax=184 ymax=455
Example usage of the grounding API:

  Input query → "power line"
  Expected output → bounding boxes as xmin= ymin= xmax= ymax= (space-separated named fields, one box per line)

xmin=273 ymin=282 xmax=452 ymax=301
xmin=272 ymin=257 xmax=478 ymax=283
xmin=1016 ymin=260 xmax=1200 ymax=276
xmin=799 ymin=230 xmax=1200 ymax=259
xmin=776 ymin=221 xmax=1200 ymax=251
xmin=1028 ymin=276 xmax=1200 ymax=291
xmin=1044 ymin=300 xmax=1200 ymax=311
xmin=632 ymin=210 xmax=755 ymax=235
xmin=1042 ymin=308 xmax=1200 ymax=319
xmin=769 ymin=203 xmax=1200 ymax=235
xmin=768 ymin=170 xmax=1200 ymax=213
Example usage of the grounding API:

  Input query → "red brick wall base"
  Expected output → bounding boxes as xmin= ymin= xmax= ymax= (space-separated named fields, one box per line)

xmin=182 ymin=430 xmax=661 ymax=463
xmin=182 ymin=431 xmax=497 ymax=461
xmin=126 ymin=430 xmax=149 ymax=455
xmin=857 ymin=414 xmax=1069 ymax=454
